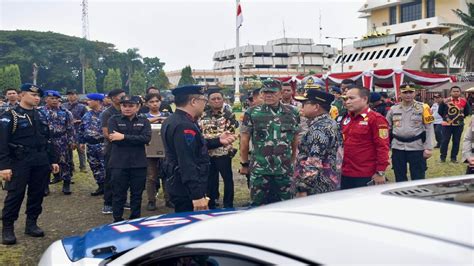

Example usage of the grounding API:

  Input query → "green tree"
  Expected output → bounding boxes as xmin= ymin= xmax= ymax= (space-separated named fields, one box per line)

xmin=420 ymin=51 xmax=448 ymax=73
xmin=441 ymin=2 xmax=474 ymax=71
xmin=1 ymin=64 xmax=21 ymax=90
xmin=125 ymin=48 xmax=143 ymax=92
xmin=85 ymin=68 xmax=97 ymax=93
xmin=129 ymin=70 xmax=146 ymax=96
xmin=143 ymin=57 xmax=165 ymax=88
xmin=103 ymin=68 xmax=122 ymax=92
xmin=0 ymin=68 xmax=4 ymax=91
xmin=178 ymin=65 xmax=195 ymax=86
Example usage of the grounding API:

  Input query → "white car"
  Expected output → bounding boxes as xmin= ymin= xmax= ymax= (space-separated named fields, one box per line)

xmin=40 ymin=176 xmax=474 ymax=265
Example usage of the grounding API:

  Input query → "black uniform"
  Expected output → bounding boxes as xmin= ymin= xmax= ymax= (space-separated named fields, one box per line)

xmin=0 ymin=106 xmax=58 ymax=228
xmin=161 ymin=109 xmax=222 ymax=213
xmin=107 ymin=113 xmax=151 ymax=222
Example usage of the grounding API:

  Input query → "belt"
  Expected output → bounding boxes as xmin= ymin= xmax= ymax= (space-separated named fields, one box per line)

xmin=393 ymin=132 xmax=426 ymax=143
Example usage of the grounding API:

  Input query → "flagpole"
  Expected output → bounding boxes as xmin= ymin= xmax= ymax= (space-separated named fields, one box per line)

xmin=234 ymin=0 xmax=241 ymax=105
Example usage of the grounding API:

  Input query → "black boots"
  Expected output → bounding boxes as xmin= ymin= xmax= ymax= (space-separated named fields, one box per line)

xmin=2 ymin=222 xmax=16 ymax=245
xmin=90 ymin=183 xmax=104 ymax=196
xmin=62 ymin=181 xmax=72 ymax=195
xmin=25 ymin=218 xmax=44 ymax=237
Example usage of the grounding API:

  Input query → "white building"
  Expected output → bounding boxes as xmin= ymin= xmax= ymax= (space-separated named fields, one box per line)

xmin=332 ymin=0 xmax=469 ymax=73
xmin=166 ymin=38 xmax=337 ymax=87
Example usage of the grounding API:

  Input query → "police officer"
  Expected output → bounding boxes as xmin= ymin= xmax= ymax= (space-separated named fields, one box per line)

xmin=79 ymin=93 xmax=106 ymax=196
xmin=0 ymin=84 xmax=59 ymax=245
xmin=161 ymin=85 xmax=236 ymax=213
xmin=107 ymin=95 xmax=151 ymax=222
xmin=386 ymin=84 xmax=434 ymax=182
xmin=240 ymin=79 xmax=300 ymax=206
xmin=39 ymin=90 xmax=75 ymax=195
xmin=293 ymin=89 xmax=343 ymax=197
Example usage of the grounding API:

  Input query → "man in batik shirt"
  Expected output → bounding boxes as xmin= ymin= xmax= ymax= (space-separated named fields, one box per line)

xmin=293 ymin=89 xmax=343 ymax=197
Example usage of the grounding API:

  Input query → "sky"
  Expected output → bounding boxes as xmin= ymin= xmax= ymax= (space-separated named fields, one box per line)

xmin=0 ymin=0 xmax=367 ymax=71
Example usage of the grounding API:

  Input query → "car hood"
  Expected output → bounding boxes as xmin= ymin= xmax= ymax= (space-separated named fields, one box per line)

xmin=62 ymin=209 xmax=244 ymax=262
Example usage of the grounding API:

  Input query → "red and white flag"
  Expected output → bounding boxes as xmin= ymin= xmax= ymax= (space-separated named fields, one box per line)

xmin=236 ymin=0 xmax=243 ymax=29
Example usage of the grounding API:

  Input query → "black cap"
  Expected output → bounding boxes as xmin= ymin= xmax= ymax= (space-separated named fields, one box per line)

xmin=66 ymin=89 xmax=77 ymax=95
xmin=108 ymin=89 xmax=126 ymax=98
xmin=206 ymin=87 xmax=222 ymax=96
xmin=296 ymin=89 xmax=334 ymax=105
xmin=119 ymin=95 xmax=141 ymax=104
xmin=20 ymin=83 xmax=43 ymax=97
xmin=172 ymin=85 xmax=204 ymax=96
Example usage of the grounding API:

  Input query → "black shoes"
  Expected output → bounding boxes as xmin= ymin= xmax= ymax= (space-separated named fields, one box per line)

xmin=62 ymin=181 xmax=72 ymax=195
xmin=2 ymin=223 xmax=16 ymax=245
xmin=90 ymin=183 xmax=104 ymax=196
xmin=165 ymin=200 xmax=175 ymax=209
xmin=50 ymin=176 xmax=62 ymax=184
xmin=44 ymin=185 xmax=50 ymax=197
xmin=25 ymin=219 xmax=44 ymax=237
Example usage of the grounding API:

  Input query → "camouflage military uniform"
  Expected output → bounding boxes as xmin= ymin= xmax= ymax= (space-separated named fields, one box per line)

xmin=293 ymin=113 xmax=343 ymax=195
xmin=79 ymin=108 xmax=105 ymax=185
xmin=241 ymin=103 xmax=300 ymax=206
xmin=39 ymin=106 xmax=75 ymax=182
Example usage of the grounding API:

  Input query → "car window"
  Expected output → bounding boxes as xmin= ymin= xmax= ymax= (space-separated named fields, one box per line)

xmin=146 ymin=254 xmax=259 ymax=266
xmin=127 ymin=242 xmax=310 ymax=265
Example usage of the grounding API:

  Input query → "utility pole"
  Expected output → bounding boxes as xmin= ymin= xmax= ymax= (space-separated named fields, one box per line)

xmin=81 ymin=0 xmax=90 ymax=94
xmin=325 ymin=36 xmax=357 ymax=73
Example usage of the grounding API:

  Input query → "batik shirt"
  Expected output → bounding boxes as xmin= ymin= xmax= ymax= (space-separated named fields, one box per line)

xmin=293 ymin=113 xmax=343 ymax=194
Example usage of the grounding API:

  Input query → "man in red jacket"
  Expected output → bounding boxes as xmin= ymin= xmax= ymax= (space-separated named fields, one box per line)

xmin=341 ymin=86 xmax=390 ymax=189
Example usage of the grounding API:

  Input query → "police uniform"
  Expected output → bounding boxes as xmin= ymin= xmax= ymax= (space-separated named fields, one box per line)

xmin=0 ymin=84 xmax=58 ymax=245
xmin=386 ymin=85 xmax=434 ymax=181
xmin=79 ymin=93 xmax=106 ymax=196
xmin=39 ymin=90 xmax=75 ymax=195
xmin=161 ymin=85 xmax=224 ymax=213
xmin=107 ymin=96 xmax=151 ymax=222
xmin=292 ymin=90 xmax=343 ymax=196
xmin=63 ymin=90 xmax=88 ymax=172
xmin=241 ymin=79 xmax=300 ymax=206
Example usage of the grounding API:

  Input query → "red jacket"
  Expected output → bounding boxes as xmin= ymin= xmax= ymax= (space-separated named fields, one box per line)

xmin=341 ymin=108 xmax=390 ymax=178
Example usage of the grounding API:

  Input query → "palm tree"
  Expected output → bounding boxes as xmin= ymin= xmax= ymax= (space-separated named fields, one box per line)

xmin=125 ymin=48 xmax=142 ymax=92
xmin=420 ymin=51 xmax=448 ymax=73
xmin=440 ymin=2 xmax=474 ymax=72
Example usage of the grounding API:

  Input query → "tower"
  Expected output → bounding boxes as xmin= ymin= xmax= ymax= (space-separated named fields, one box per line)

xmin=80 ymin=0 xmax=89 ymax=94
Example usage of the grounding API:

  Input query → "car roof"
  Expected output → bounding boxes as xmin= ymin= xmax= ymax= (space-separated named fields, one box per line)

xmin=112 ymin=176 xmax=474 ymax=264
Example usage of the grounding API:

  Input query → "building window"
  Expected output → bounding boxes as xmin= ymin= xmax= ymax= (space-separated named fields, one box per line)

xmin=400 ymin=0 xmax=421 ymax=23
xmin=389 ymin=6 xmax=397 ymax=25
xmin=426 ymin=0 xmax=435 ymax=18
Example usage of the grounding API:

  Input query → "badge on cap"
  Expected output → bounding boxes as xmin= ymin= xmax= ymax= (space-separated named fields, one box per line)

xmin=30 ymin=86 xmax=39 ymax=92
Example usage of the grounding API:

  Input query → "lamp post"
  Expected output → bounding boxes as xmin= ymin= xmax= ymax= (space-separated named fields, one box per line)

xmin=325 ymin=36 xmax=357 ymax=73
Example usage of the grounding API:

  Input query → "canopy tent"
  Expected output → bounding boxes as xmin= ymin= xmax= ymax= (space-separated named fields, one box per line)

xmin=276 ymin=69 xmax=456 ymax=100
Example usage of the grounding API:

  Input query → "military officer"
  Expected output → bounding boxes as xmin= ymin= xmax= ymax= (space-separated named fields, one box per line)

xmin=240 ymin=79 xmax=300 ymax=206
xmin=39 ymin=90 xmax=75 ymax=195
xmin=79 ymin=93 xmax=106 ymax=196
xmin=293 ymin=89 xmax=343 ymax=197
xmin=386 ymin=84 xmax=434 ymax=181
xmin=161 ymin=85 xmax=236 ymax=213
xmin=0 ymin=84 xmax=59 ymax=245
xmin=63 ymin=90 xmax=88 ymax=172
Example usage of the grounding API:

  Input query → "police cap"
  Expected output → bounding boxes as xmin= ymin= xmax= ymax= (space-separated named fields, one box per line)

xmin=66 ymin=89 xmax=77 ymax=95
xmin=370 ymin=92 xmax=382 ymax=103
xmin=296 ymin=89 xmax=334 ymax=105
xmin=400 ymin=83 xmax=416 ymax=92
xmin=20 ymin=83 xmax=44 ymax=96
xmin=86 ymin=93 xmax=105 ymax=101
xmin=172 ymin=85 xmax=204 ymax=96
xmin=120 ymin=95 xmax=141 ymax=105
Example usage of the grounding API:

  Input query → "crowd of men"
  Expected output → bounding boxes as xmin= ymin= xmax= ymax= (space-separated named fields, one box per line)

xmin=0 ymin=79 xmax=472 ymax=245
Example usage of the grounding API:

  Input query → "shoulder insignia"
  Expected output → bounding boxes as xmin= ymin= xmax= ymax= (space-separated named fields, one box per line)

xmin=183 ymin=129 xmax=196 ymax=145
xmin=379 ymin=128 xmax=389 ymax=139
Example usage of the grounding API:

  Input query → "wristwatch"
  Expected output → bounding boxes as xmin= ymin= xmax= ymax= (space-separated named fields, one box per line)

xmin=376 ymin=171 xmax=385 ymax=177
xmin=240 ymin=162 xmax=249 ymax=167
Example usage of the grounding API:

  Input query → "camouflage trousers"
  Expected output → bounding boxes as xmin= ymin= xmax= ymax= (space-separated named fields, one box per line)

xmin=52 ymin=136 xmax=73 ymax=182
xmin=250 ymin=174 xmax=292 ymax=207
xmin=86 ymin=143 xmax=105 ymax=184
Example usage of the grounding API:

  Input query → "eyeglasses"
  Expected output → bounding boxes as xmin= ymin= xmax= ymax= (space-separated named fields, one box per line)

xmin=194 ymin=97 xmax=208 ymax=103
